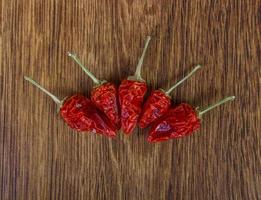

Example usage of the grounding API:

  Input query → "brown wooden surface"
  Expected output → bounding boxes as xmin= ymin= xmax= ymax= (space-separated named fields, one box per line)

xmin=1 ymin=0 xmax=260 ymax=199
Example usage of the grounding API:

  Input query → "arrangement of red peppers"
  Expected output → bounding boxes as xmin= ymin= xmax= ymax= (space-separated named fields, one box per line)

xmin=24 ymin=36 xmax=235 ymax=143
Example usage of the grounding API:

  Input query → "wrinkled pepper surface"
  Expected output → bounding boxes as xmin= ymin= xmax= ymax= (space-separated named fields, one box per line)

xmin=119 ymin=36 xmax=151 ymax=134
xmin=24 ymin=76 xmax=116 ymax=137
xmin=68 ymin=53 xmax=120 ymax=129
xmin=148 ymin=96 xmax=235 ymax=142
xmin=139 ymin=65 xmax=201 ymax=128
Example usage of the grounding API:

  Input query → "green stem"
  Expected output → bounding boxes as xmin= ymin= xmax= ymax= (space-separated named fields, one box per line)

xmin=130 ymin=36 xmax=151 ymax=81
xmin=165 ymin=65 xmax=202 ymax=95
xmin=24 ymin=76 xmax=62 ymax=106
xmin=68 ymin=52 xmax=102 ymax=85
xmin=198 ymin=96 xmax=235 ymax=117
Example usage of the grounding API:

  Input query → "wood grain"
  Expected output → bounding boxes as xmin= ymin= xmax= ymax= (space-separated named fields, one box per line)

xmin=1 ymin=0 xmax=260 ymax=199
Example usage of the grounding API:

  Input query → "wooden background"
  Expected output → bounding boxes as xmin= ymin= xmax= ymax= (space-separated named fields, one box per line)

xmin=1 ymin=0 xmax=260 ymax=199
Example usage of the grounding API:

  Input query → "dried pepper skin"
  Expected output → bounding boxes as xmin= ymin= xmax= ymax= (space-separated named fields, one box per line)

xmin=67 ymin=53 xmax=120 ymax=129
xmin=119 ymin=79 xmax=147 ymax=134
xmin=91 ymin=82 xmax=120 ymax=129
xmin=60 ymin=94 xmax=116 ymax=137
xmin=139 ymin=90 xmax=171 ymax=128
xmin=148 ymin=103 xmax=201 ymax=142
xmin=139 ymin=65 xmax=202 ymax=129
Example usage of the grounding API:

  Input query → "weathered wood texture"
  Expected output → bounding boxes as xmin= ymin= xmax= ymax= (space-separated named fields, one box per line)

xmin=1 ymin=0 xmax=260 ymax=199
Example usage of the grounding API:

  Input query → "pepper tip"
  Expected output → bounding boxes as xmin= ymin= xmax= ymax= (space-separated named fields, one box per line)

xmin=147 ymin=135 xmax=154 ymax=143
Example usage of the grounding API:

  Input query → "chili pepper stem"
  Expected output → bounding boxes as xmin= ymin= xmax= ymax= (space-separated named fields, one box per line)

xmin=198 ymin=96 xmax=235 ymax=117
xmin=68 ymin=52 xmax=104 ymax=85
xmin=128 ymin=36 xmax=151 ymax=81
xmin=24 ymin=76 xmax=62 ymax=106
xmin=165 ymin=65 xmax=202 ymax=96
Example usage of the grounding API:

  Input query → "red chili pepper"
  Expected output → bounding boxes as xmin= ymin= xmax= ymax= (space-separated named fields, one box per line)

xmin=24 ymin=76 xmax=116 ymax=137
xmin=119 ymin=36 xmax=151 ymax=134
xmin=148 ymin=96 xmax=235 ymax=142
xmin=68 ymin=53 xmax=120 ymax=129
xmin=139 ymin=65 xmax=201 ymax=128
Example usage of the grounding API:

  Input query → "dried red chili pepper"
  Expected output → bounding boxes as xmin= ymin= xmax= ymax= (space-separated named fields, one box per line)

xmin=119 ymin=36 xmax=151 ymax=134
xmin=139 ymin=65 xmax=201 ymax=128
xmin=68 ymin=53 xmax=120 ymax=129
xmin=148 ymin=96 xmax=235 ymax=142
xmin=24 ymin=76 xmax=116 ymax=137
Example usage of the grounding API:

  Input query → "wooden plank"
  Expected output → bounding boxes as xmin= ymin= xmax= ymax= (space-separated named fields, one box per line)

xmin=1 ymin=0 xmax=260 ymax=199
